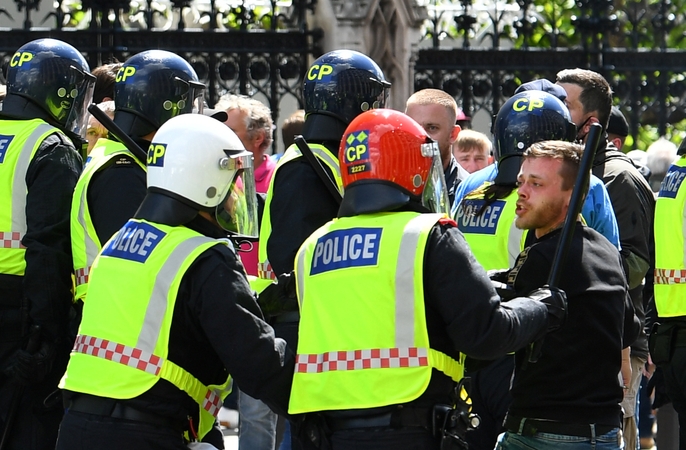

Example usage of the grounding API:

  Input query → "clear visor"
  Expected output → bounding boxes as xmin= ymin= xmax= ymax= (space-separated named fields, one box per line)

xmin=420 ymin=140 xmax=451 ymax=215
xmin=175 ymin=77 xmax=206 ymax=115
xmin=65 ymin=66 xmax=96 ymax=137
xmin=215 ymin=151 xmax=259 ymax=239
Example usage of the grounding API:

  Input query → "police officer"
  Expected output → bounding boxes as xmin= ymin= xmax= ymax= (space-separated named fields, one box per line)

xmin=651 ymin=146 xmax=686 ymax=448
xmin=255 ymin=48 xmax=390 ymax=450
xmin=258 ymin=49 xmax=390 ymax=344
xmin=71 ymin=49 xmax=210 ymax=303
xmin=289 ymin=108 xmax=567 ymax=450
xmin=0 ymin=38 xmax=94 ymax=450
xmin=56 ymin=113 xmax=293 ymax=449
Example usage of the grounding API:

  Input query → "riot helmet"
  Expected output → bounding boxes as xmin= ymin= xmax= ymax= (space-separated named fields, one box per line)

xmin=114 ymin=50 xmax=204 ymax=139
xmin=6 ymin=38 xmax=95 ymax=135
xmin=146 ymin=114 xmax=258 ymax=238
xmin=493 ymin=90 xmax=577 ymax=183
xmin=304 ymin=50 xmax=390 ymax=126
xmin=338 ymin=109 xmax=450 ymax=217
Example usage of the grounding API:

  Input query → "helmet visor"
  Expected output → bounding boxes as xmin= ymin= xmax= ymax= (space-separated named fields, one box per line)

xmin=420 ymin=140 xmax=451 ymax=215
xmin=215 ymin=151 xmax=259 ymax=239
xmin=64 ymin=66 xmax=96 ymax=136
xmin=174 ymin=77 xmax=205 ymax=116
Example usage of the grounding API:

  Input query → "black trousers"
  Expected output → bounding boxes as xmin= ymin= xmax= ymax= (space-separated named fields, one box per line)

xmin=465 ymin=354 xmax=514 ymax=450
xmin=55 ymin=410 xmax=190 ymax=450
xmin=660 ymin=346 xmax=686 ymax=450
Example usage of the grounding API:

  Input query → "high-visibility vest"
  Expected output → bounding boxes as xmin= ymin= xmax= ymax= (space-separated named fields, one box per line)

xmin=289 ymin=211 xmax=464 ymax=414
xmin=0 ymin=119 xmax=64 ymax=276
xmin=70 ymin=139 xmax=146 ymax=301
xmin=252 ymin=142 xmax=343 ymax=293
xmin=453 ymin=182 xmax=522 ymax=271
xmin=60 ymin=219 xmax=232 ymax=439
xmin=654 ymin=156 xmax=686 ymax=317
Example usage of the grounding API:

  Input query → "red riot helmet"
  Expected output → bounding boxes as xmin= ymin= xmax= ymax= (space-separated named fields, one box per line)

xmin=338 ymin=109 xmax=450 ymax=217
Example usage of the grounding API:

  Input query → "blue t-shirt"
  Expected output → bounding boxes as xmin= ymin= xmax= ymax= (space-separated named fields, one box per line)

xmin=451 ymin=164 xmax=621 ymax=249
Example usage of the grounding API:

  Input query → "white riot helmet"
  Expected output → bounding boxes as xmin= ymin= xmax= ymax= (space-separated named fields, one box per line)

xmin=147 ymin=114 xmax=259 ymax=238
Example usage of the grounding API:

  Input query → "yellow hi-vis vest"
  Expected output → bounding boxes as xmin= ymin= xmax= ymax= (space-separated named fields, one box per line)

xmin=251 ymin=142 xmax=343 ymax=293
xmin=0 ymin=119 xmax=64 ymax=276
xmin=60 ymin=219 xmax=232 ymax=439
xmin=288 ymin=211 xmax=464 ymax=414
xmin=453 ymin=182 xmax=522 ymax=271
xmin=654 ymin=156 xmax=686 ymax=317
xmin=70 ymin=139 xmax=146 ymax=301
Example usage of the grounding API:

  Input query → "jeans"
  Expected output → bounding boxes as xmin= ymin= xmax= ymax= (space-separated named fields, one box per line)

xmin=238 ymin=390 xmax=277 ymax=450
xmin=496 ymin=428 xmax=624 ymax=450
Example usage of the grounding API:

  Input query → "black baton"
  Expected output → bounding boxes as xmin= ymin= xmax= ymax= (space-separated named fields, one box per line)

xmin=294 ymin=135 xmax=342 ymax=205
xmin=528 ymin=123 xmax=604 ymax=363
xmin=87 ymin=103 xmax=148 ymax=164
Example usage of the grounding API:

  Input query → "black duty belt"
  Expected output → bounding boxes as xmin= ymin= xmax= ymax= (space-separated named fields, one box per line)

xmin=65 ymin=393 xmax=182 ymax=430
xmin=504 ymin=415 xmax=616 ymax=439
xmin=325 ymin=407 xmax=431 ymax=432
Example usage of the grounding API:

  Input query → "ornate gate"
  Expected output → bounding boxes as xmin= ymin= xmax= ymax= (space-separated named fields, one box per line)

xmin=414 ymin=0 xmax=686 ymax=148
xmin=0 ymin=0 xmax=322 ymax=128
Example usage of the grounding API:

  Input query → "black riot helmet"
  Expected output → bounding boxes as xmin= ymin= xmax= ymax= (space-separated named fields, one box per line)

xmin=6 ymin=38 xmax=95 ymax=135
xmin=493 ymin=90 xmax=577 ymax=184
xmin=113 ymin=50 xmax=204 ymax=139
xmin=303 ymin=50 xmax=391 ymax=126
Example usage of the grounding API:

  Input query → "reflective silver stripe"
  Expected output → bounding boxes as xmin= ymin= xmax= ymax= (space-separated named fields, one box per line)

xmin=12 ymin=123 xmax=55 ymax=233
xmin=296 ymin=247 xmax=307 ymax=309
xmin=77 ymin=179 xmax=101 ymax=273
xmin=136 ymin=236 xmax=214 ymax=351
xmin=309 ymin=147 xmax=342 ymax=188
xmin=395 ymin=214 xmax=437 ymax=348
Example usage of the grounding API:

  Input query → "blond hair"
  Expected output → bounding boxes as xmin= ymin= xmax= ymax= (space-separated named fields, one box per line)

xmin=406 ymin=89 xmax=458 ymax=123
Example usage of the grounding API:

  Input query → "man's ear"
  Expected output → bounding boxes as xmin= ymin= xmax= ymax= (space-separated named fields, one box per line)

xmin=583 ymin=116 xmax=600 ymax=135
xmin=450 ymin=124 xmax=461 ymax=144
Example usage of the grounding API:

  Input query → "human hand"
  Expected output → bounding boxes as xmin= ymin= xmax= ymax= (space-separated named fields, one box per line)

xmin=4 ymin=338 xmax=55 ymax=385
xmin=527 ymin=286 xmax=567 ymax=332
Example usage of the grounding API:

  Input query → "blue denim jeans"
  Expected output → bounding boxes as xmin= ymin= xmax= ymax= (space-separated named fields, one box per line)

xmin=496 ymin=428 xmax=624 ymax=450
xmin=238 ymin=390 xmax=277 ymax=450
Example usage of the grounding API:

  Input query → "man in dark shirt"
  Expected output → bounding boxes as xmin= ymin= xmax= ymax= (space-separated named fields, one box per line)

xmin=557 ymin=69 xmax=655 ymax=449
xmin=497 ymin=140 xmax=640 ymax=450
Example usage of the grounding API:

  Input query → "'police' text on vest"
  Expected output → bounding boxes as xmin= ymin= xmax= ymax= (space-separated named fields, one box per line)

xmin=659 ymin=165 xmax=686 ymax=199
xmin=454 ymin=199 xmax=505 ymax=235
xmin=310 ymin=228 xmax=381 ymax=275
xmin=102 ymin=221 xmax=166 ymax=263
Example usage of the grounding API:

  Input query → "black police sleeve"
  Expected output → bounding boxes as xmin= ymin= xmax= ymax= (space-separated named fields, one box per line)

xmin=257 ymin=271 xmax=298 ymax=317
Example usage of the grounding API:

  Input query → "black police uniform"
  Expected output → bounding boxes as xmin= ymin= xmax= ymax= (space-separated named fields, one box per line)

xmin=314 ymin=216 xmax=551 ymax=450
xmin=56 ymin=202 xmax=295 ymax=450
xmin=266 ymin=114 xmax=346 ymax=347
xmin=87 ymin=144 xmax=147 ymax=244
xmin=0 ymin=98 xmax=83 ymax=450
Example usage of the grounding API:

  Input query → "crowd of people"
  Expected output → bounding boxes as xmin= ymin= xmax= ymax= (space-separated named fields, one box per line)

xmin=0 ymin=37 xmax=684 ymax=450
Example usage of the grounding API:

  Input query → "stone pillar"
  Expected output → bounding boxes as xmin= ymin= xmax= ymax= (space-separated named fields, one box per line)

xmin=312 ymin=0 xmax=427 ymax=112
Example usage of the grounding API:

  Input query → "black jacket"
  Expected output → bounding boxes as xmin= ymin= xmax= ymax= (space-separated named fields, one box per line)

xmin=0 ymin=98 xmax=82 ymax=345
xmin=507 ymin=224 xmax=640 ymax=427
xmin=64 ymin=214 xmax=295 ymax=426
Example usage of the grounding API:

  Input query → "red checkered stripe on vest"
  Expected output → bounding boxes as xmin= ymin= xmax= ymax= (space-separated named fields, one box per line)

xmin=75 ymin=267 xmax=89 ymax=286
xmin=0 ymin=232 xmax=24 ymax=249
xmin=655 ymin=268 xmax=686 ymax=284
xmin=295 ymin=347 xmax=429 ymax=373
xmin=73 ymin=334 xmax=223 ymax=416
